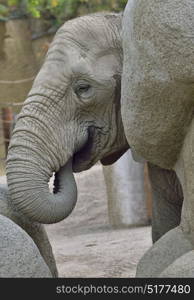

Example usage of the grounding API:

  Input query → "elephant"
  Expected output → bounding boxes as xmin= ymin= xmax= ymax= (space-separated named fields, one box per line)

xmin=0 ymin=184 xmax=58 ymax=277
xmin=122 ymin=0 xmax=194 ymax=277
xmin=5 ymin=4 xmax=194 ymax=277
xmin=6 ymin=12 xmax=128 ymax=224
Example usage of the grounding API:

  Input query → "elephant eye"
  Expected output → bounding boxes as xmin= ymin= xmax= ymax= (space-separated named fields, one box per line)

xmin=74 ymin=81 xmax=93 ymax=99
xmin=77 ymin=84 xmax=90 ymax=93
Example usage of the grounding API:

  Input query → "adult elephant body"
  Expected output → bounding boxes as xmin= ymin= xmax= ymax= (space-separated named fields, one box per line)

xmin=122 ymin=0 xmax=194 ymax=169
xmin=122 ymin=0 xmax=194 ymax=277
xmin=6 ymin=2 xmax=194 ymax=277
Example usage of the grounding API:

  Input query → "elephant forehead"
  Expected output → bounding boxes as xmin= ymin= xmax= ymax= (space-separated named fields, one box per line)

xmin=42 ymin=44 xmax=86 ymax=79
xmin=47 ymin=38 xmax=97 ymax=68
xmin=45 ymin=40 xmax=119 ymax=84
xmin=71 ymin=53 xmax=120 ymax=77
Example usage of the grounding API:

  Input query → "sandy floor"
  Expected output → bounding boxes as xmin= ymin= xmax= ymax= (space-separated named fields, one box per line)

xmin=45 ymin=164 xmax=152 ymax=277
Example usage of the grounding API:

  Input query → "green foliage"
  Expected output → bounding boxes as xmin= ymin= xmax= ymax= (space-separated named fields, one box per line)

xmin=0 ymin=4 xmax=9 ymax=17
xmin=0 ymin=0 xmax=127 ymax=25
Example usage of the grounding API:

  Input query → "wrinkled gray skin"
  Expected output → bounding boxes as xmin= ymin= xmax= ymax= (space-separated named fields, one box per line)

xmin=6 ymin=8 xmax=193 ymax=277
xmin=0 ymin=184 xmax=58 ymax=277
xmin=6 ymin=12 xmax=128 ymax=224
xmin=122 ymin=0 xmax=194 ymax=277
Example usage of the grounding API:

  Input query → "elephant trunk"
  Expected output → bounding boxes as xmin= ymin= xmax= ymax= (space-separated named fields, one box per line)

xmin=6 ymin=158 xmax=77 ymax=224
xmin=6 ymin=100 xmax=78 ymax=224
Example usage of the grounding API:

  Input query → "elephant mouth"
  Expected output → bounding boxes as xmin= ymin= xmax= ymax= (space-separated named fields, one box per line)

xmin=72 ymin=125 xmax=129 ymax=172
xmin=72 ymin=126 xmax=96 ymax=172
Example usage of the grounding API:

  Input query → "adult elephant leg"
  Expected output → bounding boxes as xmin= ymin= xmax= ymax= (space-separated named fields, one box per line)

xmin=175 ymin=118 xmax=194 ymax=247
xmin=148 ymin=163 xmax=183 ymax=243
xmin=103 ymin=149 xmax=149 ymax=227
xmin=136 ymin=120 xmax=194 ymax=277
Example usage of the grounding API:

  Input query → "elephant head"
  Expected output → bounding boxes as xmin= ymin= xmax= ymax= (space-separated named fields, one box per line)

xmin=6 ymin=13 xmax=129 ymax=224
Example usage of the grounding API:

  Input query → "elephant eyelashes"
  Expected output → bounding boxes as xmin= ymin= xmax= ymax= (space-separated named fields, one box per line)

xmin=76 ymin=84 xmax=90 ymax=94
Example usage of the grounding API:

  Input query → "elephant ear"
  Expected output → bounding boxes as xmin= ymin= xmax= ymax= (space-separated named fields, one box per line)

xmin=101 ymin=74 xmax=129 ymax=165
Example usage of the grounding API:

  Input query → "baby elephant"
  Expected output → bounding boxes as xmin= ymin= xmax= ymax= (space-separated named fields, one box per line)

xmin=0 ymin=184 xmax=58 ymax=277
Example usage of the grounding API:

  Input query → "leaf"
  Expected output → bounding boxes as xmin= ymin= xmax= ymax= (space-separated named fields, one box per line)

xmin=7 ymin=0 xmax=19 ymax=6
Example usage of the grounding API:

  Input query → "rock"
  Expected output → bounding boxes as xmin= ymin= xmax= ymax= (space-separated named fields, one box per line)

xmin=0 ymin=214 xmax=52 ymax=278
xmin=159 ymin=251 xmax=194 ymax=278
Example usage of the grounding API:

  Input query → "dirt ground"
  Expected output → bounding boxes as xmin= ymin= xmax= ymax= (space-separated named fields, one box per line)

xmin=45 ymin=164 xmax=152 ymax=278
